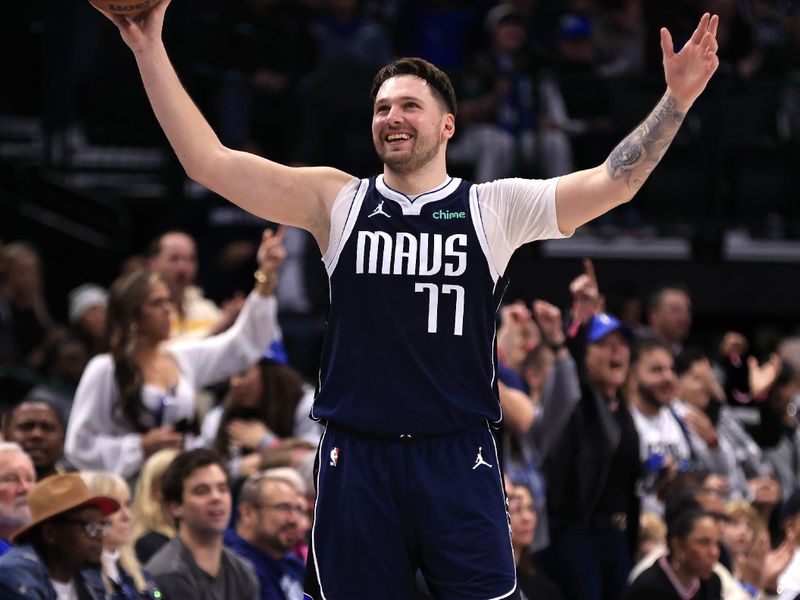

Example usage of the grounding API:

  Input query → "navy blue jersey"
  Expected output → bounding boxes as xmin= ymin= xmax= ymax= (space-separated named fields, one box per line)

xmin=312 ymin=176 xmax=507 ymax=435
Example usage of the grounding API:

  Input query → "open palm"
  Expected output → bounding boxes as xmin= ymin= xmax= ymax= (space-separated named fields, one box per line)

xmin=661 ymin=13 xmax=720 ymax=108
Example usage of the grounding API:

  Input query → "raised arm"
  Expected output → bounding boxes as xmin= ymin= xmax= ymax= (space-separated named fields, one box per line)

xmin=168 ymin=227 xmax=287 ymax=388
xmin=554 ymin=13 xmax=720 ymax=234
xmin=97 ymin=1 xmax=353 ymax=249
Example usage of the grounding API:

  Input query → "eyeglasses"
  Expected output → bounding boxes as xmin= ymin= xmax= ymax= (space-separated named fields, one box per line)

xmin=258 ymin=502 xmax=306 ymax=516
xmin=55 ymin=517 xmax=111 ymax=538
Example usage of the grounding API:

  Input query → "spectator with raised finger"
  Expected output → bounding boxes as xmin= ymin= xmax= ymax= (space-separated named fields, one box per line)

xmin=539 ymin=259 xmax=641 ymax=600
xmin=65 ymin=228 xmax=286 ymax=479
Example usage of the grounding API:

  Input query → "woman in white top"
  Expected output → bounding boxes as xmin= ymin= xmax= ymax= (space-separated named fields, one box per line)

xmin=65 ymin=228 xmax=285 ymax=478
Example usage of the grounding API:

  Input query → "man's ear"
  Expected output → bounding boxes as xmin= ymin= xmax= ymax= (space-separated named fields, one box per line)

xmin=167 ymin=500 xmax=182 ymax=522
xmin=442 ymin=113 xmax=455 ymax=141
xmin=239 ymin=502 xmax=256 ymax=526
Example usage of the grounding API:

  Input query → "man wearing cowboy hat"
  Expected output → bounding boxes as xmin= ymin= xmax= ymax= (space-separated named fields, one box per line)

xmin=0 ymin=472 xmax=120 ymax=599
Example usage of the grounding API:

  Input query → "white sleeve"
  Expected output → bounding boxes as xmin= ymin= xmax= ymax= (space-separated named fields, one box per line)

xmin=64 ymin=355 xmax=145 ymax=478
xmin=167 ymin=291 xmax=280 ymax=390
xmin=474 ymin=177 xmax=572 ymax=276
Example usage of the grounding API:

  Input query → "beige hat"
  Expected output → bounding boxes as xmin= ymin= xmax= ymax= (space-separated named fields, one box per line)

xmin=11 ymin=473 xmax=119 ymax=543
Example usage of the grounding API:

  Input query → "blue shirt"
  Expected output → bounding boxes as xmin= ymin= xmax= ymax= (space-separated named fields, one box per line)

xmin=224 ymin=529 xmax=305 ymax=600
xmin=0 ymin=539 xmax=12 ymax=557
xmin=497 ymin=360 xmax=528 ymax=393
xmin=0 ymin=544 xmax=106 ymax=599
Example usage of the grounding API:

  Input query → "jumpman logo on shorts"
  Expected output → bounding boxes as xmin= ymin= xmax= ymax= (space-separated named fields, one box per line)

xmin=472 ymin=446 xmax=493 ymax=470
xmin=368 ymin=200 xmax=391 ymax=218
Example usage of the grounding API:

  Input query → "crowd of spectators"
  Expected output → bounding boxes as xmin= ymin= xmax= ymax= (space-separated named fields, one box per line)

xmin=1 ymin=0 xmax=800 ymax=598
xmin=2 ymin=221 xmax=800 ymax=598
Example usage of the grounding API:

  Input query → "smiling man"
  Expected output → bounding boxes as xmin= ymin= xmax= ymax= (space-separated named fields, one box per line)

xmin=98 ymin=1 xmax=720 ymax=595
xmin=145 ymin=448 xmax=259 ymax=600
xmin=628 ymin=339 xmax=729 ymax=515
xmin=226 ymin=472 xmax=307 ymax=600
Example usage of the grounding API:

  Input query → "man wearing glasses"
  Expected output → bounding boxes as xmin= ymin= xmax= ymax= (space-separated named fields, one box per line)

xmin=226 ymin=471 xmax=308 ymax=600
xmin=0 ymin=472 xmax=119 ymax=599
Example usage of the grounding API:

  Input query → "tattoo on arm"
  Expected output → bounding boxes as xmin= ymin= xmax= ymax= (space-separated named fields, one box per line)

xmin=605 ymin=93 xmax=686 ymax=191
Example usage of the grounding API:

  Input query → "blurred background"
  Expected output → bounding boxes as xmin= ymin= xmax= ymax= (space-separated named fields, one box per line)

xmin=1 ymin=0 xmax=799 ymax=359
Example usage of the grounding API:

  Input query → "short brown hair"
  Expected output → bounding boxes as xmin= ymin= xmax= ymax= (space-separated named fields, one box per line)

xmin=371 ymin=57 xmax=457 ymax=116
xmin=161 ymin=448 xmax=229 ymax=507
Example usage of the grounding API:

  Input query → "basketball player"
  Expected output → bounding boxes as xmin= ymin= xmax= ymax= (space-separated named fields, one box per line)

xmin=97 ymin=4 xmax=720 ymax=597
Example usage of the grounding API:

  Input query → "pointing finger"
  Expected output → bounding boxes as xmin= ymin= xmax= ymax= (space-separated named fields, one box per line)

xmin=582 ymin=257 xmax=597 ymax=288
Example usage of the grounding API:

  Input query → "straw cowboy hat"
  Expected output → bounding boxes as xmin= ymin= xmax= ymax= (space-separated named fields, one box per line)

xmin=11 ymin=473 xmax=120 ymax=543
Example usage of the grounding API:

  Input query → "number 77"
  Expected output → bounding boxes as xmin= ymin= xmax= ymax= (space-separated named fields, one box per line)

xmin=414 ymin=283 xmax=465 ymax=336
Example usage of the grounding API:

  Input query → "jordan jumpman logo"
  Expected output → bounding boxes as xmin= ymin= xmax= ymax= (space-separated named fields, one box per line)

xmin=472 ymin=447 xmax=493 ymax=470
xmin=368 ymin=200 xmax=391 ymax=218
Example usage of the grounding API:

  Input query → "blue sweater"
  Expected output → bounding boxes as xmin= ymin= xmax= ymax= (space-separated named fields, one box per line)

xmin=224 ymin=529 xmax=305 ymax=600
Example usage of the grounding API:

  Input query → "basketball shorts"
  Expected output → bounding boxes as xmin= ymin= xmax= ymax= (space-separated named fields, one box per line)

xmin=303 ymin=422 xmax=519 ymax=599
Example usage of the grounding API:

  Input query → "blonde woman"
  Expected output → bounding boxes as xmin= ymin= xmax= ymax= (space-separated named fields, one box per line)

xmin=81 ymin=471 xmax=160 ymax=599
xmin=130 ymin=448 xmax=178 ymax=564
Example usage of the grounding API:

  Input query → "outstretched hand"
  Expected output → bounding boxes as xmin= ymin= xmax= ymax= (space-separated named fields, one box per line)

xmin=91 ymin=0 xmax=172 ymax=52
xmin=661 ymin=12 xmax=720 ymax=109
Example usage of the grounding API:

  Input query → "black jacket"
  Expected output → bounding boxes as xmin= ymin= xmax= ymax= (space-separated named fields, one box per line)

xmin=542 ymin=323 xmax=641 ymax=552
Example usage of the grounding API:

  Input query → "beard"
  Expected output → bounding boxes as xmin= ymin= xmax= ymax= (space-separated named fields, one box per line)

xmin=374 ymin=134 xmax=441 ymax=174
xmin=638 ymin=380 xmax=672 ymax=409
xmin=0 ymin=504 xmax=31 ymax=530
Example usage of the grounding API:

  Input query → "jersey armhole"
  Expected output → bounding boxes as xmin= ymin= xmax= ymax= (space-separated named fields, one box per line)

xmin=322 ymin=178 xmax=368 ymax=275
xmin=469 ymin=186 xmax=501 ymax=284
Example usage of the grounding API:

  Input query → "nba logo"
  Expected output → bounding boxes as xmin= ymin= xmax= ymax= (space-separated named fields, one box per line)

xmin=330 ymin=447 xmax=339 ymax=467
